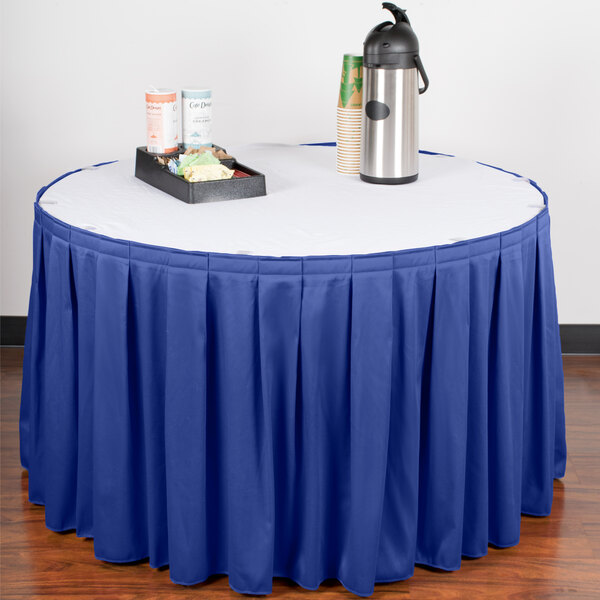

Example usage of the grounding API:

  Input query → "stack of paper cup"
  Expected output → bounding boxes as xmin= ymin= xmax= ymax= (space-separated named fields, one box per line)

xmin=337 ymin=54 xmax=363 ymax=174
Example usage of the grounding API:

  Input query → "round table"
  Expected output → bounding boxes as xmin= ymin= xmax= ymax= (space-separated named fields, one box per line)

xmin=20 ymin=144 xmax=566 ymax=597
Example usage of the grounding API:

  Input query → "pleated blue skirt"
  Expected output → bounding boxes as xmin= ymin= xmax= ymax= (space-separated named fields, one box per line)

xmin=20 ymin=167 xmax=565 ymax=596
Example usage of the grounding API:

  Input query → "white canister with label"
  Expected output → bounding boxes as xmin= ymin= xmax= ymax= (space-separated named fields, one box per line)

xmin=182 ymin=89 xmax=212 ymax=149
xmin=145 ymin=89 xmax=179 ymax=154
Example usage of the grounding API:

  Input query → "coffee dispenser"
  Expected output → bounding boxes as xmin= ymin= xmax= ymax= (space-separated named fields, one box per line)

xmin=360 ymin=3 xmax=429 ymax=184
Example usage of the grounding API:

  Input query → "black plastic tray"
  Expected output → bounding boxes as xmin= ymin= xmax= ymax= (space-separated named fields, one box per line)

xmin=135 ymin=146 xmax=266 ymax=204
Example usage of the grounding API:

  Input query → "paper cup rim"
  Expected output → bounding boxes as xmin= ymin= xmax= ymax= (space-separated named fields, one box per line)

xmin=145 ymin=88 xmax=176 ymax=95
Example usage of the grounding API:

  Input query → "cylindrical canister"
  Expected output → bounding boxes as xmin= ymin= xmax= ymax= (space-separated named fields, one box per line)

xmin=361 ymin=67 xmax=419 ymax=182
xmin=336 ymin=54 xmax=363 ymax=175
xmin=360 ymin=4 xmax=429 ymax=184
xmin=182 ymin=89 xmax=212 ymax=149
xmin=145 ymin=89 xmax=179 ymax=154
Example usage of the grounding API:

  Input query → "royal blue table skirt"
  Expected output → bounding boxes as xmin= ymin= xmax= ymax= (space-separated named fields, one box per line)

xmin=20 ymin=164 xmax=566 ymax=597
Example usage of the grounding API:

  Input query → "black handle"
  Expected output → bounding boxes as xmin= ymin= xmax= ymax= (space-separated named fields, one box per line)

xmin=372 ymin=20 xmax=394 ymax=33
xmin=382 ymin=3 xmax=411 ymax=25
xmin=414 ymin=55 xmax=429 ymax=94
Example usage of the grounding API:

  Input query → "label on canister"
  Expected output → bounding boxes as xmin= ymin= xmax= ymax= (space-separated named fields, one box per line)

xmin=182 ymin=89 xmax=212 ymax=149
xmin=145 ymin=89 xmax=178 ymax=154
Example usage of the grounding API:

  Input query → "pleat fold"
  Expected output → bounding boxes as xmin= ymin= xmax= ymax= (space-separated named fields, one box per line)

xmin=40 ymin=226 xmax=78 ymax=532
xmin=377 ymin=249 xmax=435 ymax=580
xmin=92 ymin=250 xmax=148 ymax=562
xmin=129 ymin=253 xmax=169 ymax=568
xmin=296 ymin=259 xmax=352 ymax=587
xmin=416 ymin=244 xmax=470 ymax=570
xmin=521 ymin=213 xmax=564 ymax=515
xmin=206 ymin=258 xmax=273 ymax=594
xmin=340 ymin=256 xmax=394 ymax=596
xmin=20 ymin=216 xmax=45 ymax=492
xmin=164 ymin=254 xmax=210 ymax=584
xmin=487 ymin=231 xmax=525 ymax=547
xmin=70 ymin=236 xmax=100 ymax=538
xmin=257 ymin=259 xmax=303 ymax=581
xmin=461 ymin=238 xmax=498 ymax=558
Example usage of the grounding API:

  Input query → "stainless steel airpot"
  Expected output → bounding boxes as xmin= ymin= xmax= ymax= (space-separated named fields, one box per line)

xmin=360 ymin=3 xmax=429 ymax=184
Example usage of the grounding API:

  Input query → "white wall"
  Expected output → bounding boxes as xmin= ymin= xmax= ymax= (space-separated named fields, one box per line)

xmin=2 ymin=0 xmax=599 ymax=322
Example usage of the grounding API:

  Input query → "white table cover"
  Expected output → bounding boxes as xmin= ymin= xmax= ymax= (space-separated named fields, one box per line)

xmin=40 ymin=144 xmax=545 ymax=257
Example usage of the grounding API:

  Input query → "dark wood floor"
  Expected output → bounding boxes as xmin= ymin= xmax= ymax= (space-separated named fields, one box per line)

xmin=1 ymin=347 xmax=599 ymax=599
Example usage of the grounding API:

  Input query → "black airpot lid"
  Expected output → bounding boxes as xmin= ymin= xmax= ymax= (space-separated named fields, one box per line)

xmin=364 ymin=3 xmax=420 ymax=68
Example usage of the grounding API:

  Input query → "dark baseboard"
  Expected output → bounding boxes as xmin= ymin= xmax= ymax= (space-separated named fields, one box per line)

xmin=559 ymin=324 xmax=600 ymax=354
xmin=1 ymin=316 xmax=28 ymax=346
xmin=1 ymin=315 xmax=599 ymax=354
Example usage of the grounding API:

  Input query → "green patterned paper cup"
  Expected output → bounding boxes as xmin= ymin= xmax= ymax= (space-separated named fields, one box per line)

xmin=337 ymin=54 xmax=363 ymax=109
xmin=337 ymin=54 xmax=363 ymax=174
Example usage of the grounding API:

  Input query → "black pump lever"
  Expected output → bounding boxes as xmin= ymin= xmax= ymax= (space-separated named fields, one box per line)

xmin=382 ymin=3 xmax=411 ymax=26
